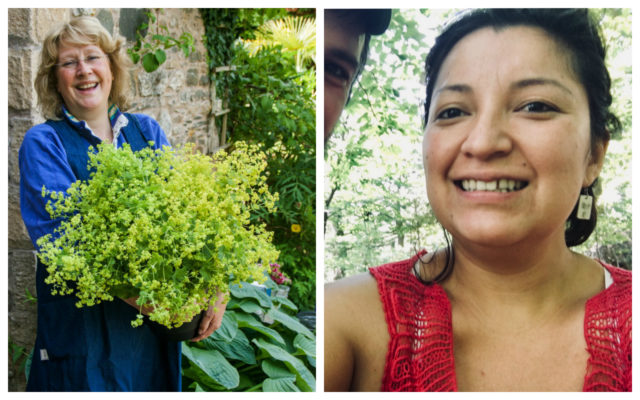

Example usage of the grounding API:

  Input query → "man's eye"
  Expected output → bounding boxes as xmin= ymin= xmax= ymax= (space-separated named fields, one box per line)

xmin=436 ymin=107 xmax=466 ymax=120
xmin=325 ymin=62 xmax=352 ymax=87
xmin=519 ymin=101 xmax=557 ymax=113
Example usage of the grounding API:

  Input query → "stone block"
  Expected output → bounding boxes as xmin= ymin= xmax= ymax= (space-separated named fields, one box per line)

xmin=8 ymin=50 xmax=36 ymax=112
xmin=8 ymin=183 xmax=34 ymax=250
xmin=96 ymin=9 xmax=115 ymax=36
xmin=118 ymin=8 xmax=147 ymax=42
xmin=33 ymin=9 xmax=70 ymax=43
xmin=8 ymin=8 xmax=32 ymax=44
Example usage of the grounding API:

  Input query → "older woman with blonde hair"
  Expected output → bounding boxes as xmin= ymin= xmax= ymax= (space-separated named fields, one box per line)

xmin=20 ymin=16 xmax=224 ymax=391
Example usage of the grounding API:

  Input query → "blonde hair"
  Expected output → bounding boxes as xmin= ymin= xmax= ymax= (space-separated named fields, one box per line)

xmin=34 ymin=16 xmax=132 ymax=120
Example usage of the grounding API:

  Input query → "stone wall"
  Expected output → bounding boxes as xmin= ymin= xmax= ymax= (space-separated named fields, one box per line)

xmin=7 ymin=8 xmax=218 ymax=391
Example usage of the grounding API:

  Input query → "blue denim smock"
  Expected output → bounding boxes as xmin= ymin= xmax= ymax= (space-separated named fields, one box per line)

xmin=19 ymin=106 xmax=181 ymax=391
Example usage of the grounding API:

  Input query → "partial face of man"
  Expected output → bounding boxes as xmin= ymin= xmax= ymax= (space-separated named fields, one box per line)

xmin=324 ymin=15 xmax=365 ymax=142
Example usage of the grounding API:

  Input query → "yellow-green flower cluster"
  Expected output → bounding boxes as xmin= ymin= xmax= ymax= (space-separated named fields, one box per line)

xmin=37 ymin=141 xmax=279 ymax=328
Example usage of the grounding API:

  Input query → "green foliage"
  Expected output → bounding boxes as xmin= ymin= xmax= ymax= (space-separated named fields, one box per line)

xmin=182 ymin=277 xmax=316 ymax=392
xmin=228 ymin=41 xmax=316 ymax=310
xmin=37 ymin=142 xmax=279 ymax=328
xmin=9 ymin=339 xmax=30 ymax=379
xmin=127 ymin=9 xmax=195 ymax=73
xmin=326 ymin=9 xmax=632 ymax=280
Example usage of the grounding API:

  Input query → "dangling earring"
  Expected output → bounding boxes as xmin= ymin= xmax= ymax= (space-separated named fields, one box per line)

xmin=576 ymin=187 xmax=593 ymax=220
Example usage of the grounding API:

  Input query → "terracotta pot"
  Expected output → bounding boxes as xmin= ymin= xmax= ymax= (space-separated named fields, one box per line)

xmin=145 ymin=310 xmax=205 ymax=342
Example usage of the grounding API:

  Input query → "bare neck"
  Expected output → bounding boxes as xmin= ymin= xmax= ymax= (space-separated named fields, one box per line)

xmin=441 ymin=232 xmax=602 ymax=321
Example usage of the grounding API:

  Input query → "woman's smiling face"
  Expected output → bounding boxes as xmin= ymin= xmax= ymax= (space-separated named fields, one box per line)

xmin=423 ymin=26 xmax=606 ymax=248
xmin=55 ymin=42 xmax=113 ymax=119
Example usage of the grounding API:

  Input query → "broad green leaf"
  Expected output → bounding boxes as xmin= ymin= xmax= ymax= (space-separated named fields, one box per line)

xmin=142 ymin=52 xmax=160 ymax=72
xmin=231 ymin=298 xmax=265 ymax=315
xmin=208 ymin=310 xmax=238 ymax=342
xmin=293 ymin=334 xmax=315 ymax=358
xmin=252 ymin=338 xmax=315 ymax=392
xmin=235 ymin=311 xmax=285 ymax=345
xmin=261 ymin=359 xmax=294 ymax=378
xmin=263 ymin=377 xmax=300 ymax=392
xmin=230 ymin=283 xmax=272 ymax=308
xmin=182 ymin=343 xmax=239 ymax=389
xmin=204 ymin=327 xmax=256 ymax=365
xmin=266 ymin=308 xmax=314 ymax=338
xmin=155 ymin=49 xmax=167 ymax=65
xmin=272 ymin=296 xmax=298 ymax=312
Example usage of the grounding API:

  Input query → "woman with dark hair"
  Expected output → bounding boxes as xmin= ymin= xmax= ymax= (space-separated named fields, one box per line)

xmin=20 ymin=16 xmax=225 ymax=391
xmin=325 ymin=9 xmax=630 ymax=392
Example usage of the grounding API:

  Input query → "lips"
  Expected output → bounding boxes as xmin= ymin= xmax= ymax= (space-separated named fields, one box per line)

xmin=76 ymin=82 xmax=99 ymax=91
xmin=456 ymin=178 xmax=528 ymax=193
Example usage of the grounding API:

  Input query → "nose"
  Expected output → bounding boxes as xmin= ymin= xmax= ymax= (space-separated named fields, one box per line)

xmin=460 ymin=109 xmax=512 ymax=160
xmin=75 ymin=58 xmax=92 ymax=75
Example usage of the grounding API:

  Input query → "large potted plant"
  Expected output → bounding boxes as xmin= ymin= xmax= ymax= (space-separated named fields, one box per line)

xmin=36 ymin=141 xmax=279 ymax=340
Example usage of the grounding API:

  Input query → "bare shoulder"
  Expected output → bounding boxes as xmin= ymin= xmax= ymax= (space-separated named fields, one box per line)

xmin=325 ymin=272 xmax=388 ymax=391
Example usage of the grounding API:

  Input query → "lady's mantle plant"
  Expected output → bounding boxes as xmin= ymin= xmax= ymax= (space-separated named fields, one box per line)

xmin=36 ymin=141 xmax=279 ymax=329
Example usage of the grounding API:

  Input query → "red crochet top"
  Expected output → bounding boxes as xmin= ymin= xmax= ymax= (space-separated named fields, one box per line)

xmin=369 ymin=251 xmax=632 ymax=392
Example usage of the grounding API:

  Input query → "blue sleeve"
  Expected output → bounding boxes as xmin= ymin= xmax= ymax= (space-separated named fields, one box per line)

xmin=128 ymin=113 xmax=171 ymax=150
xmin=19 ymin=124 xmax=78 ymax=249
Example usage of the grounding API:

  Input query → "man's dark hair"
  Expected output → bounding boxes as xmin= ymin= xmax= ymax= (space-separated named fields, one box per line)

xmin=326 ymin=9 xmax=392 ymax=84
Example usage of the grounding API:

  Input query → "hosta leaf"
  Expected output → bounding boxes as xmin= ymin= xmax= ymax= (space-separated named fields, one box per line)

xmin=235 ymin=311 xmax=285 ymax=345
xmin=181 ymin=343 xmax=239 ymax=389
xmin=208 ymin=310 xmax=238 ymax=342
xmin=231 ymin=298 xmax=264 ymax=315
xmin=252 ymin=338 xmax=315 ymax=392
xmin=204 ymin=327 xmax=256 ymax=365
xmin=266 ymin=308 xmax=314 ymax=338
xmin=263 ymin=377 xmax=300 ymax=392
xmin=230 ymin=283 xmax=272 ymax=308
xmin=272 ymin=296 xmax=298 ymax=312
xmin=261 ymin=359 xmax=294 ymax=378
xmin=293 ymin=334 xmax=315 ymax=358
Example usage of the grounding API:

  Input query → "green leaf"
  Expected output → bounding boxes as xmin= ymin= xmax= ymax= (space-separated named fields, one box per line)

xmin=235 ymin=311 xmax=285 ymax=345
xmin=252 ymin=338 xmax=315 ymax=392
xmin=204 ymin=327 xmax=256 ymax=365
xmin=230 ymin=283 xmax=272 ymax=308
xmin=155 ymin=49 xmax=167 ymax=65
xmin=293 ymin=334 xmax=315 ymax=358
xmin=272 ymin=296 xmax=298 ymax=312
xmin=231 ymin=298 xmax=265 ymax=315
xmin=266 ymin=308 xmax=314 ymax=338
xmin=181 ymin=343 xmax=239 ymax=389
xmin=263 ymin=377 xmax=300 ymax=392
xmin=261 ymin=358 xmax=294 ymax=378
xmin=142 ymin=52 xmax=160 ymax=73
xmin=208 ymin=310 xmax=238 ymax=342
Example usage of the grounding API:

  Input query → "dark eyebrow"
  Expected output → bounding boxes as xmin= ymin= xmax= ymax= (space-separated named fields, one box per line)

xmin=511 ymin=78 xmax=574 ymax=95
xmin=325 ymin=48 xmax=359 ymax=71
xmin=434 ymin=84 xmax=472 ymax=95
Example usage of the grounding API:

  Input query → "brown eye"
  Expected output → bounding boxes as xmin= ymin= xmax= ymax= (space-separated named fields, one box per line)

xmin=519 ymin=101 xmax=558 ymax=113
xmin=436 ymin=107 xmax=467 ymax=120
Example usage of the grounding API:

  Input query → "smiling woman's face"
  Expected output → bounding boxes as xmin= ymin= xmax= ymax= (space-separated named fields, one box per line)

xmin=422 ymin=26 xmax=605 ymax=249
xmin=55 ymin=42 xmax=113 ymax=119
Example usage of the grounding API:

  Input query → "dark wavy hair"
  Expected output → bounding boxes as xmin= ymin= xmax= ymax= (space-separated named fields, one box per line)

xmin=418 ymin=9 xmax=621 ymax=284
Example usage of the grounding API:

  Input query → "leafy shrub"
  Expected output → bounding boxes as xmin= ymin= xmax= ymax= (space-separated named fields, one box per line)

xmin=182 ymin=277 xmax=316 ymax=392
xmin=229 ymin=44 xmax=316 ymax=310
xmin=37 ymin=142 xmax=279 ymax=328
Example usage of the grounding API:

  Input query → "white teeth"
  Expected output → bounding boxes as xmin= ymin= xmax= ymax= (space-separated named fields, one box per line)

xmin=77 ymin=83 xmax=98 ymax=89
xmin=460 ymin=179 xmax=526 ymax=193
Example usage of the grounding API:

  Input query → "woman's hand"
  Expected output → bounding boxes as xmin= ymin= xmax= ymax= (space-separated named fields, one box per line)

xmin=190 ymin=292 xmax=228 ymax=342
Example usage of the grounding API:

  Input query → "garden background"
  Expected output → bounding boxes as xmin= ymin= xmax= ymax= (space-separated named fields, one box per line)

xmin=8 ymin=8 xmax=315 ymax=391
xmin=325 ymin=9 xmax=631 ymax=282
